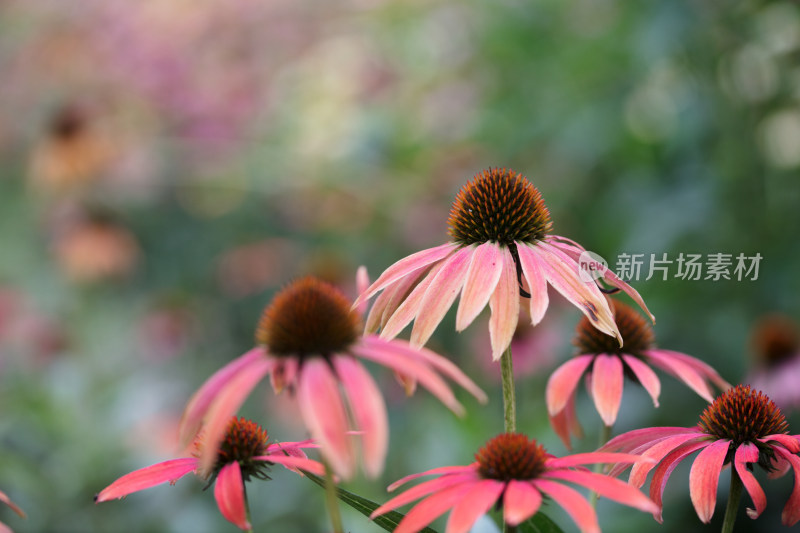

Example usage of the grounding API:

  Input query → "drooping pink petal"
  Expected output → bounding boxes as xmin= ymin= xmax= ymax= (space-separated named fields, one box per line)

xmin=357 ymin=243 xmax=458 ymax=304
xmin=456 ymin=242 xmax=504 ymax=331
xmin=545 ymin=236 xmax=655 ymax=324
xmin=549 ymin=393 xmax=584 ymax=451
xmin=628 ymin=433 xmax=709 ymax=488
xmin=531 ymin=242 xmax=620 ymax=343
xmin=380 ymin=260 xmax=447 ymax=340
xmin=355 ymin=266 xmax=370 ymax=315
xmin=179 ymin=347 xmax=267 ymax=446
xmin=393 ymin=482 xmax=478 ymax=533
xmin=591 ymin=354 xmax=624 ymax=427
xmin=761 ymin=434 xmax=800 ymax=454
xmin=269 ymin=357 xmax=298 ymax=395
xmin=650 ymin=440 xmax=710 ymax=523
xmin=515 ymin=242 xmax=549 ymax=326
xmin=197 ymin=356 xmax=272 ymax=476
xmin=600 ymin=427 xmax=702 ymax=454
xmin=652 ymin=349 xmax=731 ymax=391
xmin=547 ymin=452 xmax=654 ymax=469
xmin=622 ymin=355 xmax=661 ymax=407
xmin=255 ymin=454 xmax=327 ymax=477
xmin=333 ymin=355 xmax=388 ymax=479
xmin=544 ymin=470 xmax=658 ymax=513
xmin=0 ymin=490 xmax=24 ymax=519
xmin=733 ymin=442 xmax=767 ymax=519
xmin=297 ymin=358 xmax=355 ymax=480
xmin=95 ymin=458 xmax=198 ymax=502
xmin=643 ymin=350 xmax=715 ymax=402
xmin=446 ymin=479 xmax=506 ymax=533
xmin=546 ymin=355 xmax=594 ymax=416
xmin=488 ymin=246 xmax=520 ymax=360
xmin=411 ymin=246 xmax=473 ymax=348
xmin=503 ymin=480 xmax=542 ymax=526
xmin=265 ymin=439 xmax=317 ymax=454
xmin=387 ymin=464 xmax=479 ymax=492
xmin=214 ymin=462 xmax=250 ymax=530
xmin=372 ymin=473 xmax=479 ymax=519
xmin=534 ymin=479 xmax=600 ymax=533
xmin=366 ymin=267 xmax=427 ymax=333
xmin=353 ymin=341 xmax=464 ymax=415
xmin=774 ymin=447 xmax=800 ymax=526
xmin=689 ymin=438 xmax=730 ymax=523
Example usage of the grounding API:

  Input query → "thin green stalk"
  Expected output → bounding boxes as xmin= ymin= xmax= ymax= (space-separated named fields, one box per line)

xmin=721 ymin=468 xmax=743 ymax=533
xmin=324 ymin=462 xmax=344 ymax=533
xmin=500 ymin=346 xmax=516 ymax=434
xmin=243 ymin=482 xmax=253 ymax=533
xmin=589 ymin=424 xmax=613 ymax=508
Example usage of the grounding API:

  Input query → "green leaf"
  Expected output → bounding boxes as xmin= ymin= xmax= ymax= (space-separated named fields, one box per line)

xmin=516 ymin=511 xmax=564 ymax=533
xmin=304 ymin=472 xmax=438 ymax=533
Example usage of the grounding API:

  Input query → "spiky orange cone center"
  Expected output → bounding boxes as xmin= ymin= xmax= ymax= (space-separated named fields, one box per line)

xmin=476 ymin=433 xmax=548 ymax=481
xmin=447 ymin=168 xmax=552 ymax=247
xmin=699 ymin=385 xmax=788 ymax=445
xmin=574 ymin=300 xmax=654 ymax=356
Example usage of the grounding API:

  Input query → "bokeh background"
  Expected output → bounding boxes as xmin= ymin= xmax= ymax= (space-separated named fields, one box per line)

xmin=2 ymin=0 xmax=800 ymax=532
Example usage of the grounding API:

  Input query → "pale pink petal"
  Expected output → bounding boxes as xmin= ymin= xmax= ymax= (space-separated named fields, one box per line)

xmin=214 ymin=462 xmax=250 ymax=530
xmin=366 ymin=267 xmax=426 ymax=333
xmin=547 ymin=452 xmax=654 ymax=469
xmin=734 ymin=442 xmax=766 ymax=519
xmin=689 ymin=439 xmax=730 ymax=523
xmin=544 ymin=470 xmax=658 ymax=513
xmin=357 ymin=243 xmax=458 ymax=305
xmin=179 ymin=347 xmax=267 ymax=446
xmin=411 ymin=246 xmax=473 ymax=347
xmin=380 ymin=260 xmax=447 ymax=340
xmin=503 ymin=480 xmax=542 ymax=526
xmin=600 ymin=426 xmax=703 ymax=454
xmin=333 ymin=355 xmax=388 ymax=479
xmin=0 ymin=522 xmax=12 ymax=533
xmin=446 ymin=479 xmax=506 ymax=533
xmin=546 ymin=355 xmax=594 ymax=416
xmin=774 ymin=447 xmax=800 ymax=526
xmin=515 ymin=242 xmax=549 ymax=326
xmin=353 ymin=341 xmax=464 ymax=415
xmin=95 ymin=458 xmax=198 ymax=502
xmin=255 ymin=455 xmax=327 ymax=477
xmin=387 ymin=465 xmax=478 ymax=492
xmin=355 ymin=266 xmax=370 ymax=315
xmin=545 ymin=237 xmax=655 ymax=323
xmin=265 ymin=439 xmax=317 ymax=454
xmin=456 ymin=242 xmax=504 ymax=331
xmin=359 ymin=336 xmax=487 ymax=403
xmin=643 ymin=350 xmax=715 ymax=402
xmin=372 ymin=473 xmax=479 ymax=520
xmin=531 ymin=242 xmax=620 ymax=342
xmin=548 ymin=393 xmax=584 ymax=451
xmin=621 ymin=355 xmax=661 ymax=407
xmin=650 ymin=440 xmax=710 ymax=523
xmin=628 ymin=433 xmax=708 ymax=488
xmin=591 ymin=354 xmax=624 ymax=427
xmin=534 ymin=479 xmax=600 ymax=533
xmin=297 ymin=358 xmax=355 ymax=480
xmin=197 ymin=356 xmax=272 ymax=476
xmin=760 ymin=434 xmax=800 ymax=454
xmin=269 ymin=357 xmax=299 ymax=395
xmin=394 ymin=483 xmax=477 ymax=533
xmin=488 ymin=246 xmax=520 ymax=360
xmin=0 ymin=491 xmax=24 ymax=519
xmin=653 ymin=349 xmax=731 ymax=391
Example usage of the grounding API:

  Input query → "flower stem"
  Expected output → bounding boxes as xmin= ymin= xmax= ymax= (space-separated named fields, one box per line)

xmin=721 ymin=468 xmax=743 ymax=533
xmin=589 ymin=424 xmax=613 ymax=508
xmin=243 ymin=483 xmax=254 ymax=533
xmin=324 ymin=462 xmax=344 ymax=533
xmin=500 ymin=346 xmax=516 ymax=433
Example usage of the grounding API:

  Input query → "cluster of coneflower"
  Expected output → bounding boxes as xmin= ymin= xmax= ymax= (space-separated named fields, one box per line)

xmin=92 ymin=168 xmax=800 ymax=533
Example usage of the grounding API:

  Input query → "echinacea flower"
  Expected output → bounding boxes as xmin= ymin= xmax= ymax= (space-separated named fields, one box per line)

xmin=356 ymin=167 xmax=654 ymax=360
xmin=371 ymin=432 xmax=658 ymax=533
xmin=747 ymin=313 xmax=800 ymax=411
xmin=96 ymin=417 xmax=324 ymax=531
xmin=180 ymin=277 xmax=486 ymax=480
xmin=546 ymin=300 xmax=730 ymax=447
xmin=0 ymin=489 xmax=25 ymax=533
xmin=600 ymin=385 xmax=800 ymax=526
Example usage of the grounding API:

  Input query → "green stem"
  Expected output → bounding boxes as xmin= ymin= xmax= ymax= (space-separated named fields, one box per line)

xmin=500 ymin=346 xmax=516 ymax=434
xmin=589 ymin=424 xmax=613 ymax=508
xmin=721 ymin=468 xmax=743 ymax=533
xmin=324 ymin=462 xmax=344 ymax=533
xmin=243 ymin=482 xmax=254 ymax=533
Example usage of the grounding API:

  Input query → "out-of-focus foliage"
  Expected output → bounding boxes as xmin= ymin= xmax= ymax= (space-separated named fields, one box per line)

xmin=1 ymin=0 xmax=799 ymax=532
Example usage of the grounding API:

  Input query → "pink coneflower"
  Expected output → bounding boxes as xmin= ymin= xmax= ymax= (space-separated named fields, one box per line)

xmin=747 ymin=314 xmax=800 ymax=411
xmin=180 ymin=277 xmax=486 ymax=480
xmin=371 ymin=432 xmax=658 ymax=533
xmin=356 ymin=168 xmax=653 ymax=360
xmin=600 ymin=385 xmax=800 ymax=527
xmin=546 ymin=301 xmax=730 ymax=448
xmin=0 ymin=489 xmax=25 ymax=533
xmin=96 ymin=417 xmax=324 ymax=531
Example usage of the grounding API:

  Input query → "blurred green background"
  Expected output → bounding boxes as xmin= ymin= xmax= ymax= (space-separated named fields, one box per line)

xmin=1 ymin=0 xmax=799 ymax=532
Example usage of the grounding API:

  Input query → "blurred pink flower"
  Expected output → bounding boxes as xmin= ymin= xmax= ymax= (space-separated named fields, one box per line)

xmin=0 ymin=489 xmax=25 ymax=533
xmin=747 ymin=314 xmax=800 ymax=412
xmin=180 ymin=276 xmax=486 ymax=480
xmin=96 ymin=417 xmax=323 ymax=531
xmin=357 ymin=168 xmax=653 ymax=361
xmin=601 ymin=385 xmax=800 ymax=526
xmin=547 ymin=300 xmax=730 ymax=448
xmin=372 ymin=432 xmax=658 ymax=533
